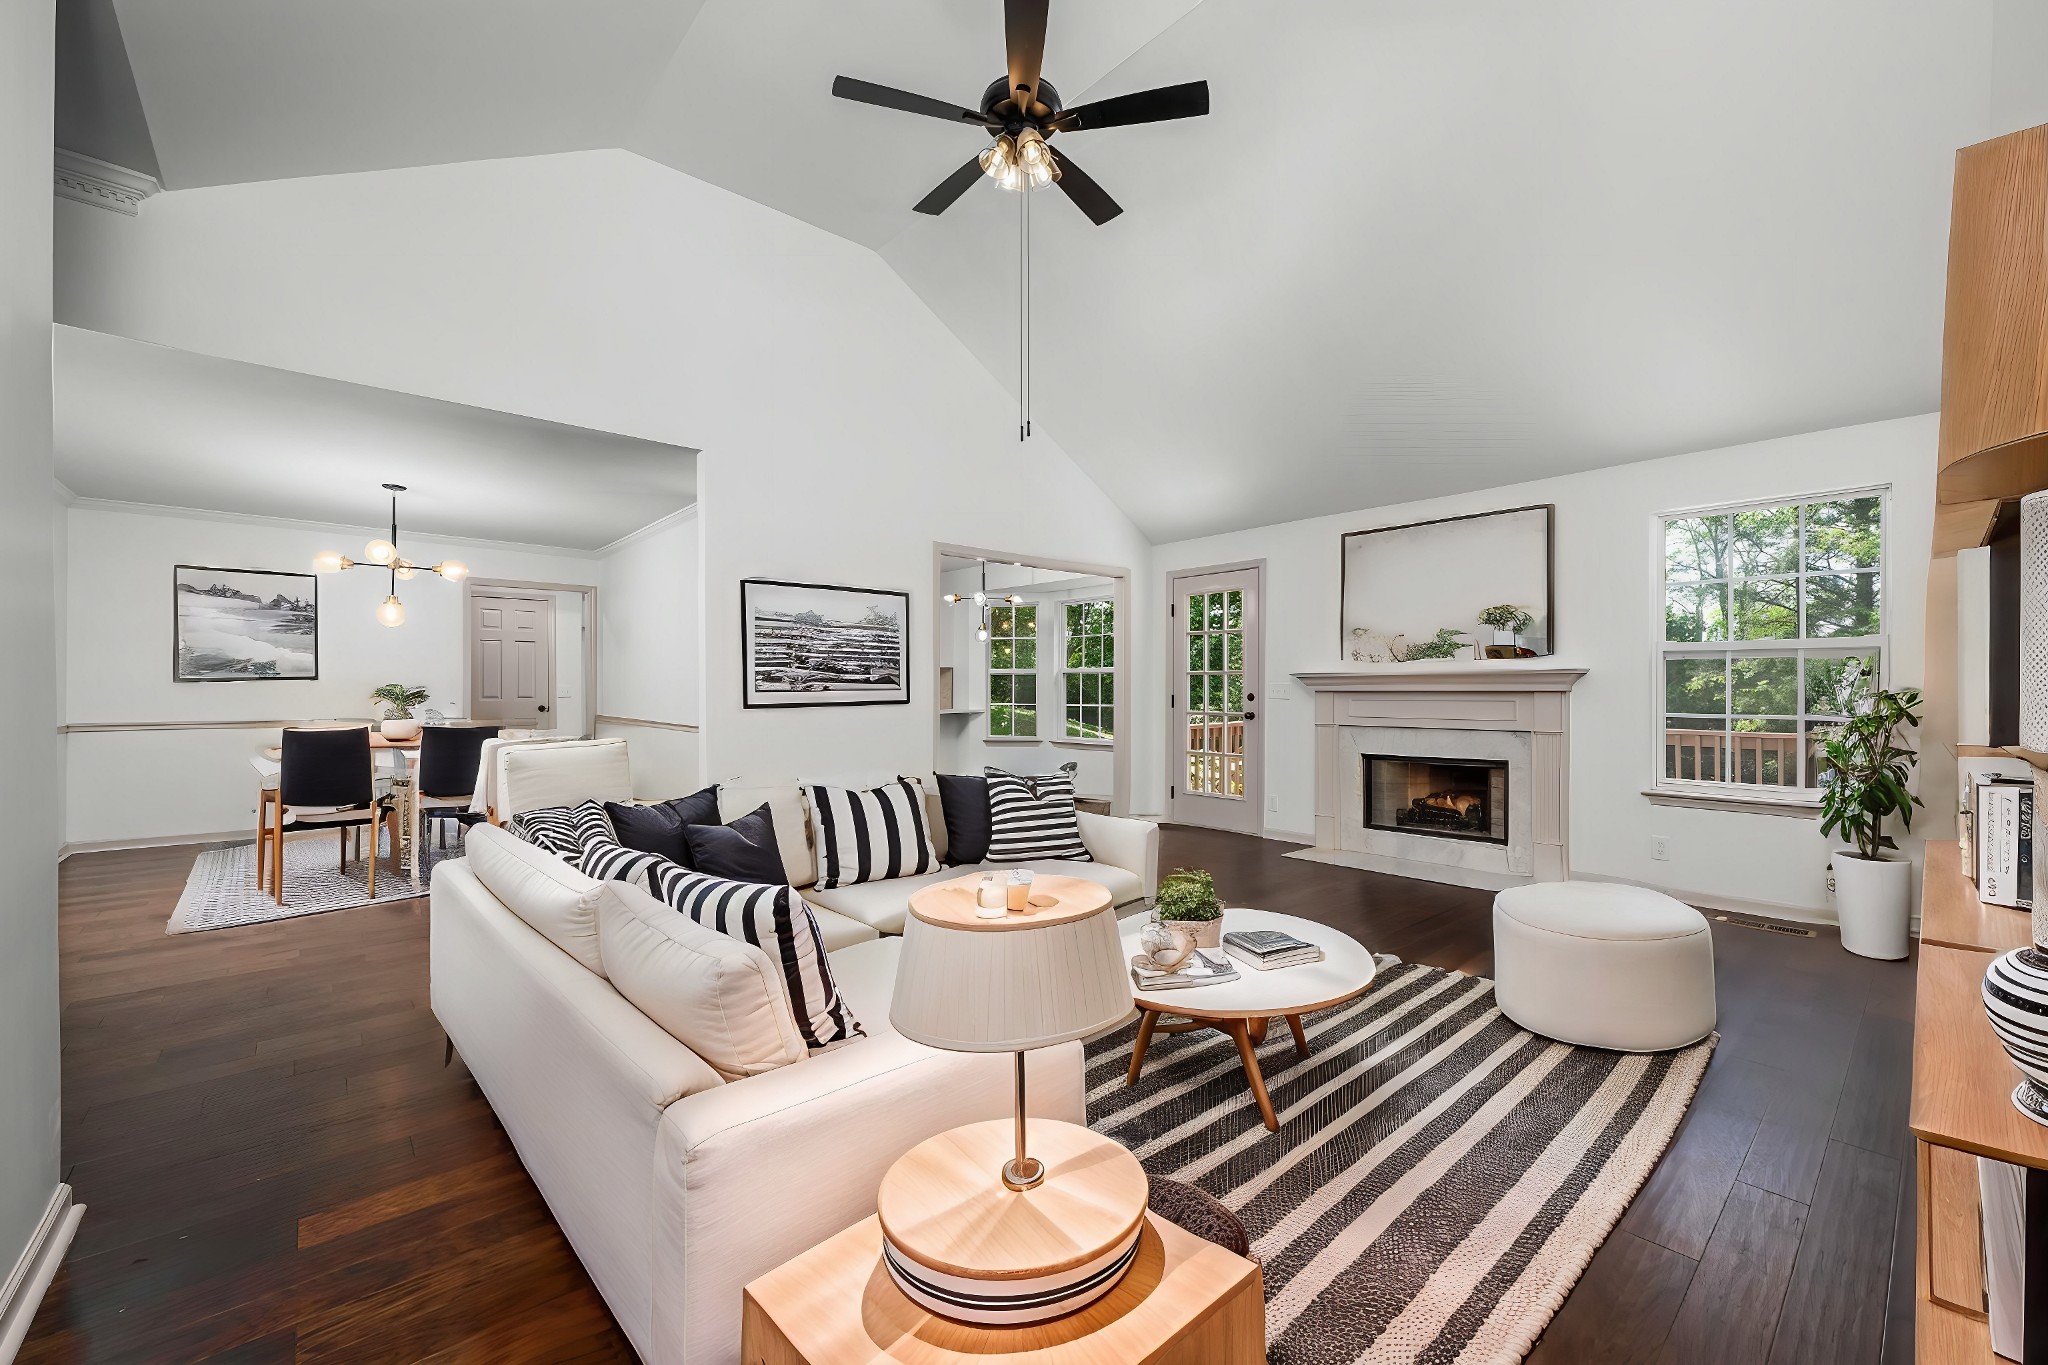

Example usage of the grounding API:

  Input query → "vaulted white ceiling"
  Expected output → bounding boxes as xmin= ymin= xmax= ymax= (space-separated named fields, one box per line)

xmin=71 ymin=0 xmax=2048 ymax=541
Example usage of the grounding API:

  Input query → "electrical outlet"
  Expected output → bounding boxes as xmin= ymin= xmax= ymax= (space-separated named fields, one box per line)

xmin=1651 ymin=836 xmax=1670 ymax=862
xmin=1268 ymin=794 xmax=1280 ymax=813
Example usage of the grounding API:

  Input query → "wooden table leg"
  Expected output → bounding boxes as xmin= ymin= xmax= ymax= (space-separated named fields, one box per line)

xmin=1248 ymin=1016 xmax=1270 ymax=1045
xmin=1229 ymin=1019 xmax=1280 ymax=1131
xmin=1127 ymin=1008 xmax=1161 ymax=1087
xmin=1287 ymin=1014 xmax=1311 ymax=1059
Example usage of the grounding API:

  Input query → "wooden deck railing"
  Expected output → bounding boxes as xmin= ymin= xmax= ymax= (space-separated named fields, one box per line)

xmin=1664 ymin=729 xmax=1802 ymax=787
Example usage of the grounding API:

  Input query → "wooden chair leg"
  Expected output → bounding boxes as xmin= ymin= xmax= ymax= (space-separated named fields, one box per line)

xmin=339 ymin=826 xmax=347 ymax=871
xmin=367 ymin=821 xmax=377 ymax=898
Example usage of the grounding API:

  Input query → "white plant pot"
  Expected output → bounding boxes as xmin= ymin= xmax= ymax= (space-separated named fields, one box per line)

xmin=380 ymin=718 xmax=422 ymax=741
xmin=1833 ymin=853 xmax=1911 ymax=960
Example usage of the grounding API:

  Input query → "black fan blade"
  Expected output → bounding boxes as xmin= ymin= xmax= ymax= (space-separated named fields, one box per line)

xmin=1005 ymin=0 xmax=1049 ymax=114
xmin=832 ymin=76 xmax=996 ymax=128
xmin=914 ymin=156 xmax=987 ymax=216
xmin=1050 ymin=149 xmax=1122 ymax=225
xmin=1049 ymin=80 xmax=1209 ymax=133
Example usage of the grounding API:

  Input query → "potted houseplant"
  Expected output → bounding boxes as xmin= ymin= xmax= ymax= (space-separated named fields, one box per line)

xmin=1813 ymin=659 xmax=1922 ymax=960
xmin=1155 ymin=867 xmax=1226 ymax=948
xmin=1476 ymin=605 xmax=1535 ymax=658
xmin=371 ymin=682 xmax=431 ymax=741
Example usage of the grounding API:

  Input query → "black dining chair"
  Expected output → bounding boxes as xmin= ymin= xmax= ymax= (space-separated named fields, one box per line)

xmin=271 ymin=727 xmax=394 ymax=903
xmin=414 ymin=725 xmax=502 ymax=851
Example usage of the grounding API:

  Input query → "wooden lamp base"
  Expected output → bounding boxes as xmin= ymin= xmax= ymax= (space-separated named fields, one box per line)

xmin=875 ymin=1118 xmax=1149 ymax=1325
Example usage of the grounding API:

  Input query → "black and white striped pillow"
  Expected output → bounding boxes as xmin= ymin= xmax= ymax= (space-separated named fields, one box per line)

xmin=648 ymin=860 xmax=861 ymax=1050
xmin=983 ymin=764 xmax=1092 ymax=863
xmin=806 ymin=778 xmax=939 ymax=889
xmin=509 ymin=799 xmax=616 ymax=861
xmin=576 ymin=837 xmax=670 ymax=891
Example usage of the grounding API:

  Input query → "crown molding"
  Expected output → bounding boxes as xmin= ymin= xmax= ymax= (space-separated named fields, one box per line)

xmin=65 ymin=495 xmax=601 ymax=559
xmin=592 ymin=502 xmax=698 ymax=557
xmin=53 ymin=149 xmax=160 ymax=217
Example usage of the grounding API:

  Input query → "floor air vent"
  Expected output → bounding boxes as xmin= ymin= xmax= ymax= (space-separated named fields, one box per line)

xmin=1708 ymin=911 xmax=1817 ymax=938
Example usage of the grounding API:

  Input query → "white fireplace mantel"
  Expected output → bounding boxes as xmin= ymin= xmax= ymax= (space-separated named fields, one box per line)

xmin=1290 ymin=664 xmax=1586 ymax=891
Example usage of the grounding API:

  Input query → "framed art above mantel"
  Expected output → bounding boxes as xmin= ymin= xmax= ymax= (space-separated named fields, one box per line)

xmin=1340 ymin=505 xmax=1555 ymax=661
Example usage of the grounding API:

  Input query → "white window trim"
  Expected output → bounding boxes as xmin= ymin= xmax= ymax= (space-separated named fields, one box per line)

xmin=1649 ymin=484 xmax=1890 ymax=804
xmin=985 ymin=599 xmax=1041 ymax=741
xmin=1061 ymin=596 xmax=1116 ymax=746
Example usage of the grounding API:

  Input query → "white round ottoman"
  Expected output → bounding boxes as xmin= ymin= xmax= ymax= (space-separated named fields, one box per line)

xmin=1492 ymin=881 xmax=1716 ymax=1052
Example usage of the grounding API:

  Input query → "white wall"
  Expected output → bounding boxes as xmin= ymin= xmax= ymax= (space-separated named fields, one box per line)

xmin=0 ymin=0 xmax=65 ymax=1332
xmin=53 ymin=150 xmax=1154 ymax=796
xmin=550 ymin=589 xmax=586 ymax=738
xmin=1147 ymin=414 xmax=1939 ymax=918
xmin=62 ymin=502 xmax=598 ymax=846
xmin=937 ymin=565 xmax=1117 ymax=797
xmin=593 ymin=506 xmax=700 ymax=796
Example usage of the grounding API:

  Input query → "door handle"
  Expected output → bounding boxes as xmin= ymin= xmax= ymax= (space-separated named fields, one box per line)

xmin=1243 ymin=711 xmax=1257 ymax=721
xmin=538 ymin=705 xmax=549 ymax=713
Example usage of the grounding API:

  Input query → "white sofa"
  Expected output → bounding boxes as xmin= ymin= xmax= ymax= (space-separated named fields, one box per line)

xmin=431 ymin=747 xmax=1158 ymax=1365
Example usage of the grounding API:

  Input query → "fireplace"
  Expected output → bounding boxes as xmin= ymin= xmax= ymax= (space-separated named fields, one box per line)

xmin=1364 ymin=755 xmax=1509 ymax=845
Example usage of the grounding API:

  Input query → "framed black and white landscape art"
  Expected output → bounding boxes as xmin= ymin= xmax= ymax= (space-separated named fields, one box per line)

xmin=173 ymin=565 xmax=319 ymax=682
xmin=741 ymin=578 xmax=910 ymax=708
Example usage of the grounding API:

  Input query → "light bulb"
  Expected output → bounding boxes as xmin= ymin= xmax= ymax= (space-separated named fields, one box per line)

xmin=979 ymin=135 xmax=1016 ymax=184
xmin=437 ymin=559 xmax=469 ymax=582
xmin=313 ymin=551 xmax=350 ymax=573
xmin=394 ymin=561 xmax=417 ymax=580
xmin=977 ymin=626 xmax=990 ymax=642
xmin=377 ymin=595 xmax=406 ymax=628
xmin=973 ymin=590 xmax=987 ymax=607
xmin=364 ymin=539 xmax=397 ymax=566
xmin=1005 ymin=594 xmax=1023 ymax=605
xmin=943 ymin=593 xmax=962 ymax=604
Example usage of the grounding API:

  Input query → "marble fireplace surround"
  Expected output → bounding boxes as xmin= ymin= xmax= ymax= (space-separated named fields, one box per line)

xmin=1289 ymin=665 xmax=1587 ymax=892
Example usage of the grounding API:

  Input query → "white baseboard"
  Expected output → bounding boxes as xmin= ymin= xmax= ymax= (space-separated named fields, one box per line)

xmin=1261 ymin=826 xmax=1314 ymax=846
xmin=59 ymin=829 xmax=251 ymax=861
xmin=0 ymin=1185 xmax=83 ymax=1362
xmin=1569 ymin=869 xmax=1841 ymax=928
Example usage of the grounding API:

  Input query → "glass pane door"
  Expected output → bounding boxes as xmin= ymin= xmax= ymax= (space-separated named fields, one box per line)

xmin=1184 ymin=587 xmax=1247 ymax=799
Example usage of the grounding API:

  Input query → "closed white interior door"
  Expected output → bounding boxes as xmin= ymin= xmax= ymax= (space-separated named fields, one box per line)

xmin=1169 ymin=566 xmax=1263 ymax=833
xmin=470 ymin=589 xmax=555 ymax=727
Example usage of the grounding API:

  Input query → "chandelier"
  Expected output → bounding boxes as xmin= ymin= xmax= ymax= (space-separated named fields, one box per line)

xmin=313 ymin=483 xmax=467 ymax=627
xmin=943 ymin=559 xmax=1022 ymax=641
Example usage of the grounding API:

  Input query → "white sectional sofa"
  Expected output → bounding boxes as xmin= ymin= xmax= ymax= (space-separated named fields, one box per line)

xmin=431 ymin=744 xmax=1159 ymax=1365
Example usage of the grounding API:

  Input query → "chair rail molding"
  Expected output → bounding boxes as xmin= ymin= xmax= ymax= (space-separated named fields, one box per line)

xmin=53 ymin=149 xmax=160 ymax=216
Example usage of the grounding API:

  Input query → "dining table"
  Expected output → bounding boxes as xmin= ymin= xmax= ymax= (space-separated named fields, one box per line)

xmin=251 ymin=732 xmax=424 ymax=893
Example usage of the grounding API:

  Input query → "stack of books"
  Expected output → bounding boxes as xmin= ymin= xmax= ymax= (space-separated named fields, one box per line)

xmin=1221 ymin=928 xmax=1325 ymax=971
xmin=1966 ymin=774 xmax=2036 ymax=910
xmin=1130 ymin=949 xmax=1239 ymax=992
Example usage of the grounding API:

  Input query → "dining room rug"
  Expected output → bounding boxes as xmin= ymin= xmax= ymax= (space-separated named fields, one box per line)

xmin=166 ymin=829 xmax=461 ymax=934
xmin=1085 ymin=959 xmax=1714 ymax=1365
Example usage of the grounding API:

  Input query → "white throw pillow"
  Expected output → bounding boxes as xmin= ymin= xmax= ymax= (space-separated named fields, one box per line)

xmin=465 ymin=824 xmax=608 ymax=977
xmin=596 ymin=882 xmax=808 ymax=1080
xmin=716 ymin=780 xmax=817 ymax=887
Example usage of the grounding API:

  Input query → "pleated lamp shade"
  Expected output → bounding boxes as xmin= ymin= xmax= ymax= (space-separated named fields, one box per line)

xmin=890 ymin=878 xmax=1133 ymax=1053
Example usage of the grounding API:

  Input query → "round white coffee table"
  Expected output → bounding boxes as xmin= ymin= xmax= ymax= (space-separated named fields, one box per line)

xmin=1118 ymin=909 xmax=1378 ymax=1130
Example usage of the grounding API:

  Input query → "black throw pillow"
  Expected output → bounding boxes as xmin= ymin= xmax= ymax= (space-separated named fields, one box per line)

xmin=605 ymin=786 xmax=721 ymax=868
xmin=936 ymin=773 xmax=992 ymax=865
xmin=680 ymin=803 xmax=787 ymax=885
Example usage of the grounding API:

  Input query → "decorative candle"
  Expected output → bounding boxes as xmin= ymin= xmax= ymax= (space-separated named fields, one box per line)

xmin=975 ymin=873 xmax=1006 ymax=919
xmin=1007 ymin=868 xmax=1034 ymax=912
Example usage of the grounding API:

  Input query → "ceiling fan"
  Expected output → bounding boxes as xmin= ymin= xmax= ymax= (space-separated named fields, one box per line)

xmin=830 ymin=0 xmax=1210 ymax=225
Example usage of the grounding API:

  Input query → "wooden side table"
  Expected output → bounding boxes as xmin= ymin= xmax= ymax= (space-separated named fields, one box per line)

xmin=742 ymin=1213 xmax=1264 ymax=1365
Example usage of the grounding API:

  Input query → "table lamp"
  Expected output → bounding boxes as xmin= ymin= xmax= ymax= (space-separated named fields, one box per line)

xmin=883 ymin=875 xmax=1144 ymax=1325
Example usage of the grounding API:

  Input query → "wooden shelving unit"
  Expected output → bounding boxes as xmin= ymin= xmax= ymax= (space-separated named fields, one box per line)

xmin=1921 ymin=841 xmax=2032 ymax=955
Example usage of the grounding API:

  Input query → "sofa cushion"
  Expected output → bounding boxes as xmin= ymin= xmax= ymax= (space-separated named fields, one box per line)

xmin=912 ymin=776 xmax=949 ymax=864
xmin=649 ymin=862 xmax=861 ymax=1051
xmin=681 ymin=803 xmax=788 ymax=885
xmin=811 ymin=905 xmax=882 ymax=953
xmin=983 ymin=764 xmax=1091 ymax=862
xmin=717 ymin=782 xmax=816 ymax=888
xmin=804 ymin=866 xmax=971 ymax=936
xmin=935 ymin=773 xmax=992 ymax=865
xmin=509 ymin=799 xmax=616 ymax=861
xmin=464 ymin=824 xmax=608 ymax=976
xmin=606 ymin=786 xmax=721 ymax=867
xmin=806 ymin=778 xmax=940 ymax=889
xmin=497 ymin=738 xmax=632 ymax=819
xmin=596 ymin=882 xmax=808 ymax=1080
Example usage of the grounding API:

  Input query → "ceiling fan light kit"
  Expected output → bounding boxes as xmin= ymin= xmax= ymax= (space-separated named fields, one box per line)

xmin=832 ymin=0 xmax=1209 ymax=439
xmin=314 ymin=483 xmax=468 ymax=627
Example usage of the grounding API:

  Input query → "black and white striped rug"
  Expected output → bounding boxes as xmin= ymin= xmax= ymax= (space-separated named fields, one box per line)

xmin=1085 ymin=960 xmax=1713 ymax=1364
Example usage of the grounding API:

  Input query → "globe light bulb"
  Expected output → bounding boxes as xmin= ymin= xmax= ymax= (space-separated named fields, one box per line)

xmin=437 ymin=559 xmax=469 ymax=582
xmin=313 ymin=551 xmax=350 ymax=573
xmin=364 ymin=539 xmax=397 ymax=566
xmin=394 ymin=561 xmax=417 ymax=580
xmin=973 ymin=590 xmax=987 ymax=607
xmin=377 ymin=595 xmax=406 ymax=628
xmin=943 ymin=592 xmax=962 ymax=605
xmin=977 ymin=626 xmax=990 ymax=642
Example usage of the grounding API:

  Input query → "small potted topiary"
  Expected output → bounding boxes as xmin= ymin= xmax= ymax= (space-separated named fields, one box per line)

xmin=1155 ymin=867 xmax=1226 ymax=948
xmin=371 ymin=682 xmax=431 ymax=741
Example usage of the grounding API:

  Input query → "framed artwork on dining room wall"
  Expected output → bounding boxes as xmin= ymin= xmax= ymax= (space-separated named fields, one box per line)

xmin=173 ymin=564 xmax=319 ymax=681
xmin=741 ymin=578 xmax=910 ymax=708
xmin=1339 ymin=504 xmax=1555 ymax=661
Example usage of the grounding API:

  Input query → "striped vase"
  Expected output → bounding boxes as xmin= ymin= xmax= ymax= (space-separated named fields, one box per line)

xmin=1983 ymin=946 xmax=2048 ymax=1126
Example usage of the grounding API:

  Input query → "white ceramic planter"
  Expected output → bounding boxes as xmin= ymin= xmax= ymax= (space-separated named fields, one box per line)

xmin=1834 ymin=853 xmax=1912 ymax=960
xmin=379 ymin=718 xmax=423 ymax=741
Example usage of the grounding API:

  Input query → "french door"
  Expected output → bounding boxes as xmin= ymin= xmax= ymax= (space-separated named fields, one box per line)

xmin=1169 ymin=565 xmax=1263 ymax=833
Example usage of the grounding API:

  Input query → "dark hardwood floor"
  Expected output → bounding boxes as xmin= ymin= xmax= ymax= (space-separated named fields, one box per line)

xmin=23 ymin=826 xmax=1915 ymax=1363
